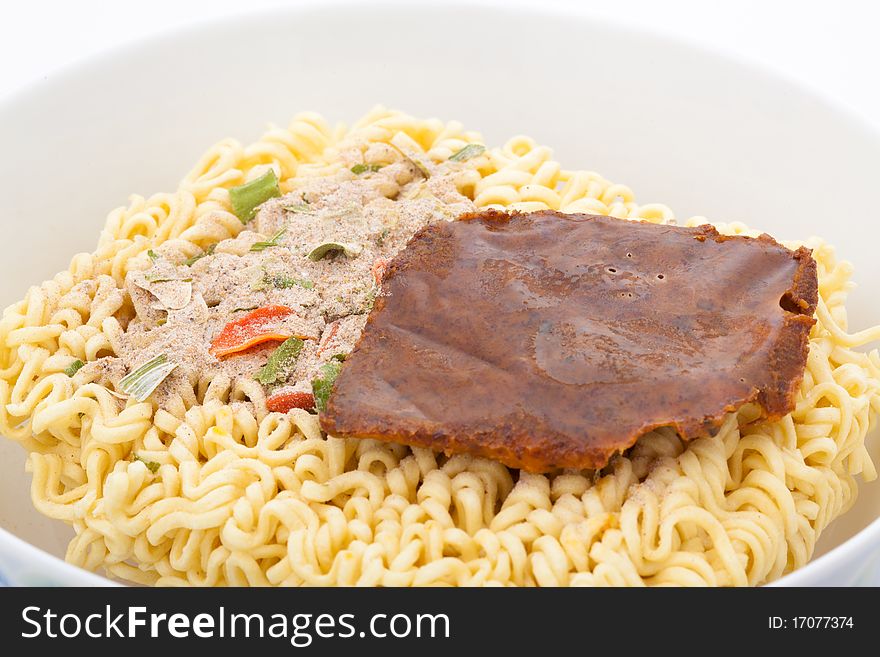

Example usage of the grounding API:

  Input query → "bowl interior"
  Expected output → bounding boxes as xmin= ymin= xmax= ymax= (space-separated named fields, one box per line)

xmin=1 ymin=1 xmax=878 ymax=584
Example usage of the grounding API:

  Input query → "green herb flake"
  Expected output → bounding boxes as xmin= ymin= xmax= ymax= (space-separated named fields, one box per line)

xmin=185 ymin=244 xmax=215 ymax=266
xmin=134 ymin=455 xmax=160 ymax=473
xmin=449 ymin=143 xmax=486 ymax=162
xmin=319 ymin=203 xmax=361 ymax=220
xmin=352 ymin=289 xmax=378 ymax=316
xmin=229 ymin=169 xmax=281 ymax=224
xmin=255 ymin=337 xmax=304 ymax=385
xmin=64 ymin=359 xmax=85 ymax=377
xmin=147 ymin=249 xmax=160 ymax=262
xmin=144 ymin=273 xmax=193 ymax=283
xmin=272 ymin=274 xmax=314 ymax=289
xmin=253 ymin=270 xmax=315 ymax=291
xmin=250 ymin=228 xmax=287 ymax=252
xmin=407 ymin=155 xmax=431 ymax=178
xmin=232 ymin=305 xmax=259 ymax=313
xmin=312 ymin=360 xmax=343 ymax=413
xmin=281 ymin=202 xmax=314 ymax=214
xmin=331 ymin=353 xmax=347 ymax=362
xmin=351 ymin=163 xmax=383 ymax=175
xmin=119 ymin=354 xmax=178 ymax=402
xmin=307 ymin=241 xmax=363 ymax=261
xmin=376 ymin=228 xmax=390 ymax=246
xmin=250 ymin=276 xmax=269 ymax=292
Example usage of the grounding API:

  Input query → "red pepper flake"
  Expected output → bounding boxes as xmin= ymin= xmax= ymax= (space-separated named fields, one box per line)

xmin=371 ymin=258 xmax=390 ymax=287
xmin=210 ymin=305 xmax=304 ymax=358
xmin=266 ymin=391 xmax=316 ymax=413
xmin=316 ymin=320 xmax=340 ymax=357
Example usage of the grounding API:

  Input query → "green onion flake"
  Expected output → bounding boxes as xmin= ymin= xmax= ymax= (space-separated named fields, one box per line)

xmin=250 ymin=228 xmax=287 ymax=252
xmin=312 ymin=360 xmax=343 ymax=412
xmin=280 ymin=201 xmax=314 ymax=214
xmin=119 ymin=354 xmax=178 ymax=402
xmin=307 ymin=241 xmax=363 ymax=261
xmin=64 ymin=359 xmax=85 ymax=377
xmin=255 ymin=337 xmax=304 ymax=385
xmin=230 ymin=169 xmax=281 ymax=224
xmin=351 ymin=164 xmax=383 ymax=175
xmin=272 ymin=274 xmax=314 ymax=289
xmin=449 ymin=143 xmax=486 ymax=162
xmin=185 ymin=244 xmax=216 ymax=267
xmin=134 ymin=455 xmax=161 ymax=474
xmin=253 ymin=272 xmax=314 ymax=291
xmin=144 ymin=274 xmax=193 ymax=283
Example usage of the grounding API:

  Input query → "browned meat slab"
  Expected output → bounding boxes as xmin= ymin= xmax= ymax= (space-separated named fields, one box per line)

xmin=320 ymin=210 xmax=818 ymax=472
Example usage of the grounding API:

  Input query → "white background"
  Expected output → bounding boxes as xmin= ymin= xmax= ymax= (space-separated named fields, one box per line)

xmin=2 ymin=0 xmax=880 ymax=129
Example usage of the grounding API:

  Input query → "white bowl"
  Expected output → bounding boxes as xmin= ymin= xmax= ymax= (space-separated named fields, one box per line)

xmin=0 ymin=0 xmax=878 ymax=586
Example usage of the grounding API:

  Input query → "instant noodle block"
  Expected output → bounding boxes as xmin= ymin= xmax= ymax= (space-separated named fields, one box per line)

xmin=1 ymin=108 xmax=877 ymax=587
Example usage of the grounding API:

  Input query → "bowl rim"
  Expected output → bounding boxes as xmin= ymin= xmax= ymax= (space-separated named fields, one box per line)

xmin=0 ymin=526 xmax=116 ymax=586
xmin=1 ymin=0 xmax=878 ymax=587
